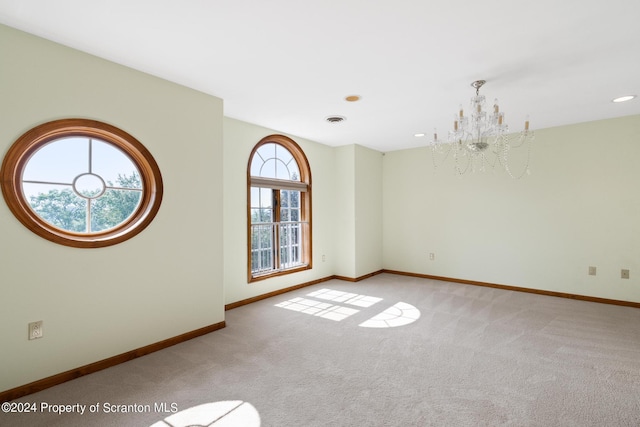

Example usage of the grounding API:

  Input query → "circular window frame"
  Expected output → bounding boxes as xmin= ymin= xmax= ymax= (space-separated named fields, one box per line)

xmin=1 ymin=118 xmax=163 ymax=248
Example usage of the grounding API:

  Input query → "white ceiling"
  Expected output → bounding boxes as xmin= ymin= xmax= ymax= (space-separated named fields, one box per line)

xmin=1 ymin=0 xmax=639 ymax=152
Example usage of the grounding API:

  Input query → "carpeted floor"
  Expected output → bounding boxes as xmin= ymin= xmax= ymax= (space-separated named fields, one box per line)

xmin=3 ymin=273 xmax=640 ymax=426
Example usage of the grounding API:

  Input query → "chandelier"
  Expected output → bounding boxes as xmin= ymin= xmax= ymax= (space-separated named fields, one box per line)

xmin=430 ymin=80 xmax=534 ymax=178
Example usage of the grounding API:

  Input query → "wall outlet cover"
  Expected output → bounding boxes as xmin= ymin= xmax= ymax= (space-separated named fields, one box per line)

xmin=28 ymin=321 xmax=43 ymax=340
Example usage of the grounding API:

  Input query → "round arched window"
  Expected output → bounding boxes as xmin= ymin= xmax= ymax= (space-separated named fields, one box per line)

xmin=247 ymin=135 xmax=312 ymax=281
xmin=1 ymin=119 xmax=163 ymax=248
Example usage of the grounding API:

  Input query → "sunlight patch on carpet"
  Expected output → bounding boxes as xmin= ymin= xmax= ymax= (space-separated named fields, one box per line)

xmin=306 ymin=288 xmax=383 ymax=307
xmin=150 ymin=400 xmax=260 ymax=426
xmin=275 ymin=289 xmax=421 ymax=327
xmin=359 ymin=302 xmax=421 ymax=328
xmin=275 ymin=297 xmax=360 ymax=321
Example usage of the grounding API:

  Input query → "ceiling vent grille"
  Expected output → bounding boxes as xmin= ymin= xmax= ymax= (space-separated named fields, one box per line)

xmin=325 ymin=116 xmax=346 ymax=123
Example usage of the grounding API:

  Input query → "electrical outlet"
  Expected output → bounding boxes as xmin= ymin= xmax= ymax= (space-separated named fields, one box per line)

xmin=588 ymin=266 xmax=596 ymax=276
xmin=621 ymin=269 xmax=630 ymax=279
xmin=429 ymin=253 xmax=435 ymax=261
xmin=28 ymin=321 xmax=43 ymax=340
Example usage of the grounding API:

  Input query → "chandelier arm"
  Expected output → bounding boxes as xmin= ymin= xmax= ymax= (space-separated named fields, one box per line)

xmin=504 ymin=137 xmax=533 ymax=179
xmin=430 ymin=143 xmax=454 ymax=171
xmin=454 ymin=146 xmax=471 ymax=175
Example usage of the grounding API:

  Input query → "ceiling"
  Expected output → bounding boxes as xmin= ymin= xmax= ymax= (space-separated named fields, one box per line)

xmin=1 ymin=0 xmax=639 ymax=152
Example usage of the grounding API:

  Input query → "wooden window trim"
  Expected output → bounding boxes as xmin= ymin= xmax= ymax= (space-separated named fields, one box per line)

xmin=1 ymin=118 xmax=163 ymax=248
xmin=247 ymin=135 xmax=312 ymax=282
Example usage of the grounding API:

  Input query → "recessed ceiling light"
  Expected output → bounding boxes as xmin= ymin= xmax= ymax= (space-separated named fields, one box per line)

xmin=414 ymin=133 xmax=425 ymax=137
xmin=612 ymin=95 xmax=636 ymax=103
xmin=325 ymin=115 xmax=346 ymax=123
xmin=345 ymin=95 xmax=361 ymax=102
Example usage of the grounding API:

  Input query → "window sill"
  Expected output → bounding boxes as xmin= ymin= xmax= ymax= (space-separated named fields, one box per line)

xmin=249 ymin=264 xmax=310 ymax=283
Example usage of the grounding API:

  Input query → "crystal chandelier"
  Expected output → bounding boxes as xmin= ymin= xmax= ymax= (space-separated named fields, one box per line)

xmin=430 ymin=80 xmax=534 ymax=178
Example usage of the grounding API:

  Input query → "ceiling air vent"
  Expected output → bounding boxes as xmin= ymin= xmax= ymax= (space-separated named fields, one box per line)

xmin=325 ymin=115 xmax=346 ymax=123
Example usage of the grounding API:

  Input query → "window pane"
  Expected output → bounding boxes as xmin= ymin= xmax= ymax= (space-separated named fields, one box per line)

xmin=250 ymin=187 xmax=260 ymax=207
xmin=289 ymin=162 xmax=300 ymax=181
xmin=74 ymin=173 xmax=104 ymax=198
xmin=275 ymin=144 xmax=293 ymax=166
xmin=259 ymin=188 xmax=272 ymax=208
xmin=250 ymin=208 xmax=260 ymax=224
xmin=251 ymin=227 xmax=259 ymax=248
xmin=251 ymin=188 xmax=273 ymax=222
xmin=280 ymin=191 xmax=300 ymax=223
xmin=250 ymin=157 xmax=262 ymax=177
xmin=290 ymin=191 xmax=300 ymax=208
xmin=254 ymin=144 xmax=275 ymax=178
xmin=256 ymin=143 xmax=275 ymax=163
xmin=24 ymin=184 xmax=87 ymax=232
xmin=258 ymin=226 xmax=273 ymax=250
xmin=261 ymin=249 xmax=273 ymax=270
xmin=279 ymin=222 xmax=302 ymax=269
xmin=261 ymin=159 xmax=277 ymax=179
xmin=259 ymin=208 xmax=272 ymax=223
xmin=251 ymin=223 xmax=275 ymax=273
xmin=92 ymin=140 xmax=141 ymax=189
xmin=250 ymin=187 xmax=272 ymax=223
xmin=22 ymin=182 xmax=71 ymax=201
xmin=23 ymin=137 xmax=88 ymax=183
xmin=90 ymin=189 xmax=142 ymax=232
xmin=275 ymin=144 xmax=300 ymax=181
xmin=274 ymin=159 xmax=289 ymax=180
xmin=280 ymin=225 xmax=289 ymax=244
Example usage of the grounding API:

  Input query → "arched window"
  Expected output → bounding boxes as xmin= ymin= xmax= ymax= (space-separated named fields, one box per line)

xmin=247 ymin=135 xmax=311 ymax=281
xmin=1 ymin=119 xmax=163 ymax=248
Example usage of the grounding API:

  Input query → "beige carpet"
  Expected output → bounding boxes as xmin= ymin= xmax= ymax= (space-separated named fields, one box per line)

xmin=3 ymin=273 xmax=640 ymax=426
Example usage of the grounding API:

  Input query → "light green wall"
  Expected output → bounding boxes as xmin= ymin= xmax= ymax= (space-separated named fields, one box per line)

xmin=222 ymin=117 xmax=336 ymax=304
xmin=354 ymin=145 xmax=383 ymax=277
xmin=331 ymin=144 xmax=384 ymax=279
xmin=383 ymin=115 xmax=640 ymax=302
xmin=333 ymin=145 xmax=357 ymax=277
xmin=0 ymin=24 xmax=224 ymax=391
